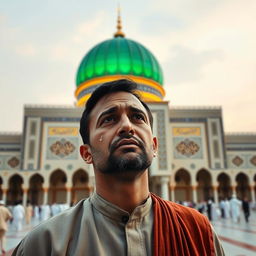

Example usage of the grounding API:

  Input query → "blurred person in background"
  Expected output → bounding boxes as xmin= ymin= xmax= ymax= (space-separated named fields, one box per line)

xmin=12 ymin=201 xmax=25 ymax=231
xmin=242 ymin=197 xmax=250 ymax=223
xmin=0 ymin=200 xmax=12 ymax=254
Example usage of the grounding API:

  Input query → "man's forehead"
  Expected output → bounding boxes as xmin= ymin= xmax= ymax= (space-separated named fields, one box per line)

xmin=92 ymin=91 xmax=146 ymax=114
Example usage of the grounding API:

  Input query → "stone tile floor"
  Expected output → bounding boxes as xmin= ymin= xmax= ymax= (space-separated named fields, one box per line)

xmin=3 ymin=210 xmax=256 ymax=255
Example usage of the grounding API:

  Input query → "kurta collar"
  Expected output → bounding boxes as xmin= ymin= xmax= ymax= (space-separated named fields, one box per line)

xmin=90 ymin=192 xmax=152 ymax=224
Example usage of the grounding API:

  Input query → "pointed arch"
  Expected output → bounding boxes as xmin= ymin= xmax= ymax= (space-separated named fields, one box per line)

xmin=196 ymin=169 xmax=213 ymax=201
xmin=71 ymin=169 xmax=90 ymax=204
xmin=48 ymin=169 xmax=67 ymax=204
xmin=7 ymin=174 xmax=24 ymax=205
xmin=28 ymin=174 xmax=44 ymax=205
xmin=174 ymin=168 xmax=192 ymax=202
xmin=235 ymin=172 xmax=250 ymax=200
xmin=217 ymin=173 xmax=231 ymax=199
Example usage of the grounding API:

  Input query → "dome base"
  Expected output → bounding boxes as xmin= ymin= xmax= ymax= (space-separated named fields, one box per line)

xmin=75 ymin=75 xmax=165 ymax=106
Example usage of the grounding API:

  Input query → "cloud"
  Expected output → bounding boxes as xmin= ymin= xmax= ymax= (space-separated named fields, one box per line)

xmin=0 ymin=0 xmax=256 ymax=133
xmin=164 ymin=46 xmax=224 ymax=85
xmin=15 ymin=43 xmax=37 ymax=56
xmin=72 ymin=10 xmax=110 ymax=44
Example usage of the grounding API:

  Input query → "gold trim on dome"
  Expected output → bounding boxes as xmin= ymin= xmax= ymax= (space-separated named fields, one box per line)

xmin=77 ymin=90 xmax=162 ymax=106
xmin=75 ymin=75 xmax=165 ymax=97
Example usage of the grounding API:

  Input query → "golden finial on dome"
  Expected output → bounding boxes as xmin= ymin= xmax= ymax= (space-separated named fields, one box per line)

xmin=114 ymin=5 xmax=125 ymax=38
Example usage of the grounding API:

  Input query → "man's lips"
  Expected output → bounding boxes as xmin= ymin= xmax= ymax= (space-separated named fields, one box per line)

xmin=109 ymin=135 xmax=144 ymax=154
xmin=116 ymin=138 xmax=139 ymax=148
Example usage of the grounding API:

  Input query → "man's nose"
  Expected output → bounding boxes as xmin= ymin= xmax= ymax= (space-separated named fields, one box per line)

xmin=117 ymin=115 xmax=135 ymax=136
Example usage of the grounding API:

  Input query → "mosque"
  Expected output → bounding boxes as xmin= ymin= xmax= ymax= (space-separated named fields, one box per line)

xmin=0 ymin=14 xmax=255 ymax=207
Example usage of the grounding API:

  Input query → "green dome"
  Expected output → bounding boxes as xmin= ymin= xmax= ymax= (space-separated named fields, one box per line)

xmin=76 ymin=37 xmax=164 ymax=86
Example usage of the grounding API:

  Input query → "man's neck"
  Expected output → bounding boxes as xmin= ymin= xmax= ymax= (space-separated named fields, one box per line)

xmin=94 ymin=170 xmax=150 ymax=213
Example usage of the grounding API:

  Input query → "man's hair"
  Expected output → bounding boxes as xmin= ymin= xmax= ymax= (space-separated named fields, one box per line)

xmin=80 ymin=79 xmax=153 ymax=144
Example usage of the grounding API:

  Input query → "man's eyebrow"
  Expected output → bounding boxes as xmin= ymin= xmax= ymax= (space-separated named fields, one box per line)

xmin=96 ymin=106 xmax=117 ymax=125
xmin=129 ymin=106 xmax=148 ymax=119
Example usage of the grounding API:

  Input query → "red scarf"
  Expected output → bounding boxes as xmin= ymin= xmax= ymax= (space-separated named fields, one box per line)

xmin=151 ymin=193 xmax=215 ymax=256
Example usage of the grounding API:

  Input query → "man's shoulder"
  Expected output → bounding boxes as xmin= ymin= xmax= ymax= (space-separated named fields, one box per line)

xmin=33 ymin=199 xmax=91 ymax=233
xmin=12 ymin=198 xmax=92 ymax=255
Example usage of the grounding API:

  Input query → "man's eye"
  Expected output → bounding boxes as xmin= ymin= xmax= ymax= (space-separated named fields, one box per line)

xmin=102 ymin=116 xmax=114 ymax=123
xmin=133 ymin=113 xmax=145 ymax=121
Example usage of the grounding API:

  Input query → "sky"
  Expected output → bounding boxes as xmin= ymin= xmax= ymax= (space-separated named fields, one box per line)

xmin=1 ymin=0 xmax=255 ymax=133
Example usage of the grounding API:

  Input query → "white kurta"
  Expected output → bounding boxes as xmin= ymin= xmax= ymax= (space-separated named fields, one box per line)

xmin=12 ymin=204 xmax=25 ymax=231
xmin=230 ymin=197 xmax=241 ymax=223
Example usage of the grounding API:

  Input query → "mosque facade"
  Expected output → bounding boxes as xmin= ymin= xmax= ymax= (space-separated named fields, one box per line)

xmin=0 ymin=16 xmax=256 ymax=206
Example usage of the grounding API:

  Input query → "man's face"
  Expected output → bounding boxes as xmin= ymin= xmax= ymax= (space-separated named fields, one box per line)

xmin=80 ymin=91 xmax=157 ymax=176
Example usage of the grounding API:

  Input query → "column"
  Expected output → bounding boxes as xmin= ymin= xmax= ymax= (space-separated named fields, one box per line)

xmin=213 ymin=185 xmax=218 ymax=204
xmin=231 ymin=185 xmax=236 ymax=195
xmin=89 ymin=186 xmax=94 ymax=196
xmin=250 ymin=185 xmax=255 ymax=203
xmin=160 ymin=176 xmax=169 ymax=200
xmin=2 ymin=188 xmax=7 ymax=203
xmin=192 ymin=185 xmax=197 ymax=203
xmin=22 ymin=188 xmax=28 ymax=206
xmin=43 ymin=187 xmax=48 ymax=205
xmin=170 ymin=185 xmax=175 ymax=202
xmin=66 ymin=187 xmax=71 ymax=205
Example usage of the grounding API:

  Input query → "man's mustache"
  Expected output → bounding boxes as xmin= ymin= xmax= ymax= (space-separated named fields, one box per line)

xmin=109 ymin=134 xmax=145 ymax=153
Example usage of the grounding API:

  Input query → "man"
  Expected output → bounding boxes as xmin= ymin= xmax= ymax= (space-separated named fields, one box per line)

xmin=25 ymin=203 xmax=33 ymax=225
xmin=0 ymin=200 xmax=12 ymax=254
xmin=224 ymin=198 xmax=230 ymax=219
xmin=242 ymin=197 xmax=250 ymax=223
xmin=13 ymin=79 xmax=225 ymax=255
xmin=12 ymin=200 xmax=25 ymax=231
xmin=230 ymin=194 xmax=241 ymax=223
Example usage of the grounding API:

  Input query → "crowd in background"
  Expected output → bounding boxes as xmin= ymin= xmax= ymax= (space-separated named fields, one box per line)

xmin=177 ymin=194 xmax=254 ymax=223
xmin=0 ymin=195 xmax=254 ymax=253
xmin=0 ymin=201 xmax=70 ymax=254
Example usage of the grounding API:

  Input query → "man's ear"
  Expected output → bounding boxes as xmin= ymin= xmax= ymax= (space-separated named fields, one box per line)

xmin=80 ymin=145 xmax=93 ymax=164
xmin=152 ymin=137 xmax=158 ymax=156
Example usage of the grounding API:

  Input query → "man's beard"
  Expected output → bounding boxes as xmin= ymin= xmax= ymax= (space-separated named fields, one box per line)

xmin=92 ymin=134 xmax=152 ymax=174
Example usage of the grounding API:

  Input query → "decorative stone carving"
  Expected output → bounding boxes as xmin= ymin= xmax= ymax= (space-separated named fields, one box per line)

xmin=232 ymin=156 xmax=243 ymax=166
xmin=155 ymin=110 xmax=167 ymax=170
xmin=250 ymin=156 xmax=256 ymax=166
xmin=7 ymin=157 xmax=20 ymax=168
xmin=50 ymin=139 xmax=76 ymax=158
xmin=176 ymin=139 xmax=200 ymax=157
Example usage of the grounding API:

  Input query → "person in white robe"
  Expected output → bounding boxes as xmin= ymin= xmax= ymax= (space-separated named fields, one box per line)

xmin=51 ymin=203 xmax=60 ymax=216
xmin=41 ymin=205 xmax=51 ymax=221
xmin=12 ymin=202 xmax=25 ymax=231
xmin=230 ymin=194 xmax=241 ymax=223
xmin=224 ymin=198 xmax=230 ymax=219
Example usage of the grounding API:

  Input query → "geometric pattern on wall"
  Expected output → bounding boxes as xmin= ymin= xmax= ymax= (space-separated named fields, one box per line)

xmin=46 ymin=137 xmax=79 ymax=160
xmin=250 ymin=155 xmax=256 ymax=166
xmin=154 ymin=110 xmax=167 ymax=170
xmin=173 ymin=137 xmax=203 ymax=159
xmin=232 ymin=156 xmax=243 ymax=167
xmin=227 ymin=153 xmax=256 ymax=169
xmin=0 ymin=155 xmax=21 ymax=170
xmin=7 ymin=156 xmax=20 ymax=168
